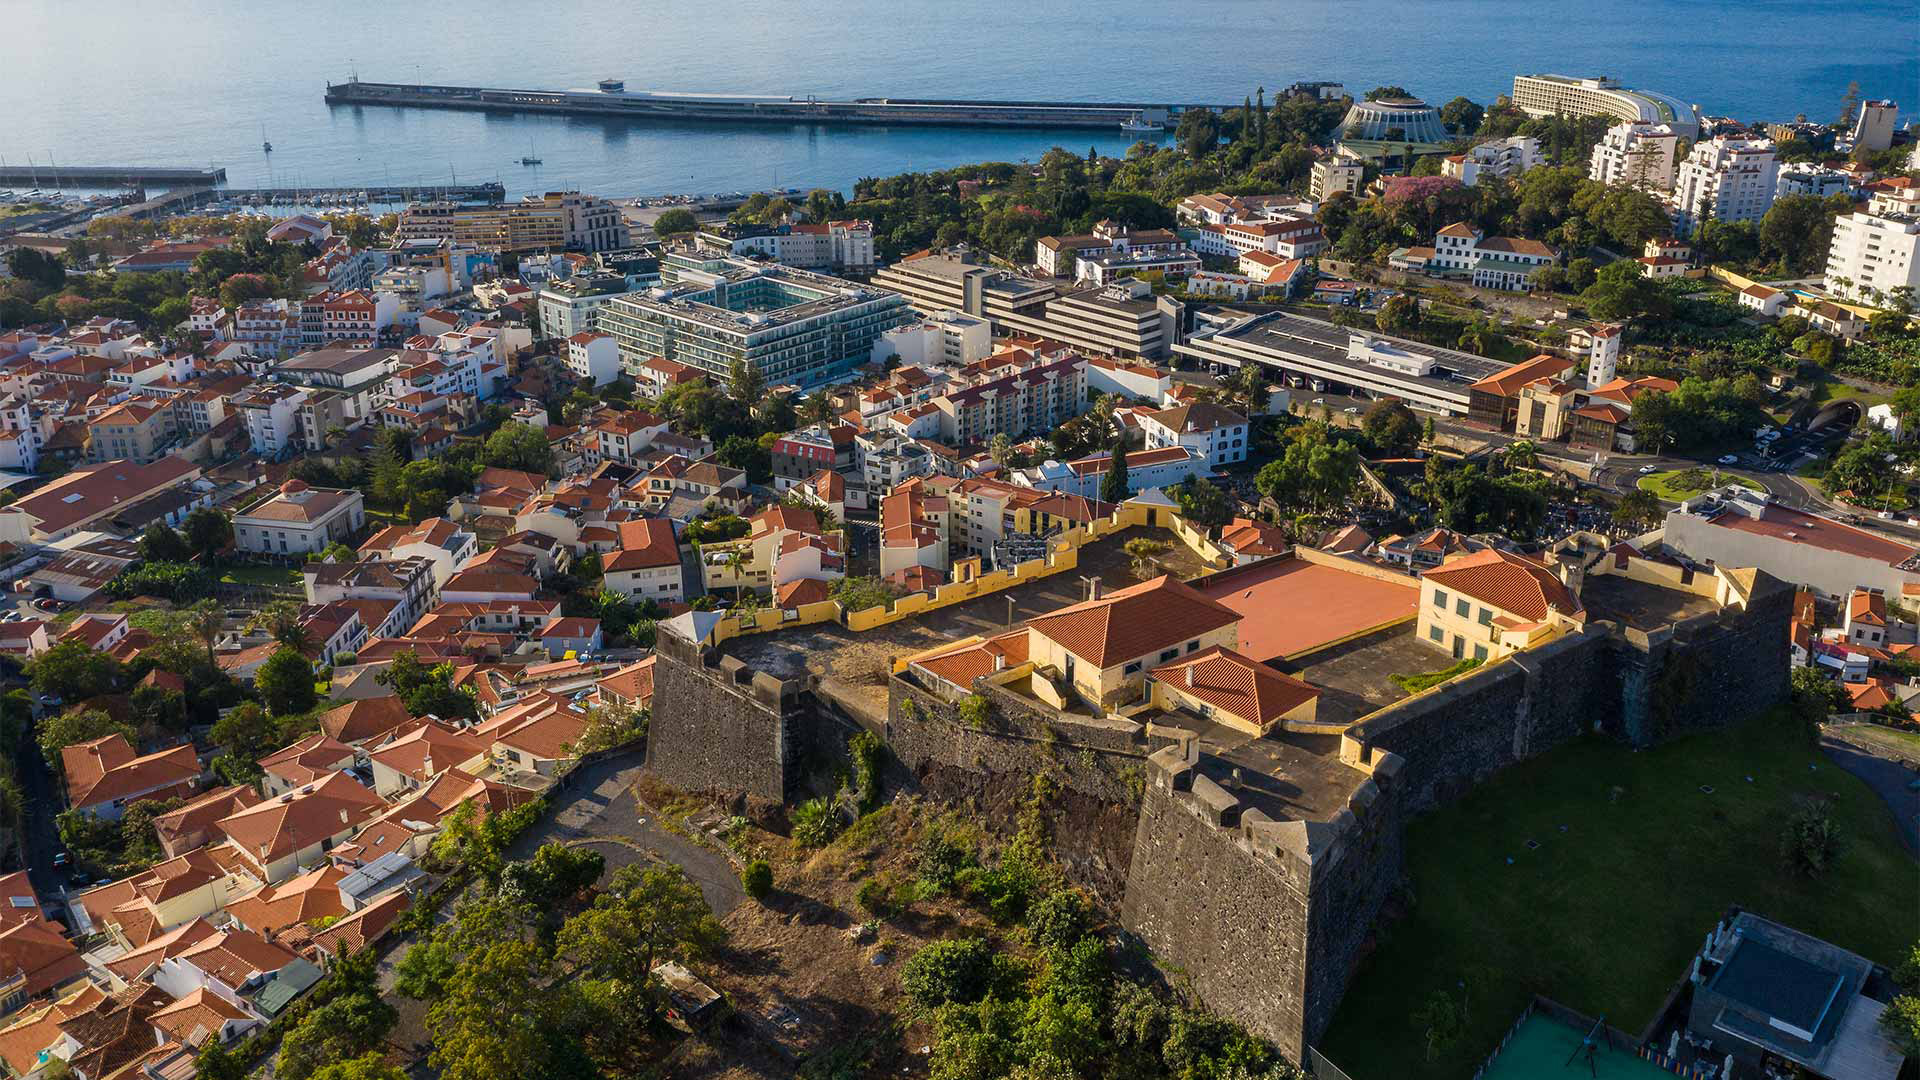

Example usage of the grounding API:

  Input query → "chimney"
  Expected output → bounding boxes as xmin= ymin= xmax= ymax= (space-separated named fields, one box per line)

xmin=422 ymin=754 xmax=434 ymax=776
xmin=339 ymin=808 xmax=349 ymax=824
xmin=1087 ymin=577 xmax=1102 ymax=602
xmin=1185 ymin=664 xmax=1195 ymax=687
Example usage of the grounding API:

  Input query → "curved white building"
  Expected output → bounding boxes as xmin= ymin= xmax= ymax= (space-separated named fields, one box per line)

xmin=1338 ymin=97 xmax=1451 ymax=143
xmin=1511 ymin=75 xmax=1699 ymax=139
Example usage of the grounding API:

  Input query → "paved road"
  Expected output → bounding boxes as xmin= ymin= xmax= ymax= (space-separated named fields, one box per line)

xmin=12 ymin=718 xmax=66 ymax=912
xmin=1820 ymin=732 xmax=1920 ymax=856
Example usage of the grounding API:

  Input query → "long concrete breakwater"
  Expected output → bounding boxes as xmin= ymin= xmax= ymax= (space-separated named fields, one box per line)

xmin=0 ymin=165 xmax=226 ymax=186
xmin=325 ymin=77 xmax=1223 ymax=131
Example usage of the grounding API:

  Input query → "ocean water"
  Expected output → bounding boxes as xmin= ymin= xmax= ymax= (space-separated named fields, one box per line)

xmin=4 ymin=0 xmax=1913 ymax=198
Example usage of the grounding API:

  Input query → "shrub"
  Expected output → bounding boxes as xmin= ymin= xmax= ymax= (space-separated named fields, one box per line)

xmin=849 ymin=730 xmax=884 ymax=814
xmin=790 ymin=797 xmax=841 ymax=848
xmin=741 ymin=859 xmax=773 ymax=900
xmin=1779 ymin=797 xmax=1848 ymax=878
xmin=957 ymin=693 xmax=992 ymax=730
xmin=856 ymin=876 xmax=894 ymax=917
xmin=1880 ymin=994 xmax=1920 ymax=1059
xmin=1026 ymin=888 xmax=1094 ymax=950
xmin=916 ymin=825 xmax=977 ymax=895
xmin=901 ymin=937 xmax=994 ymax=1011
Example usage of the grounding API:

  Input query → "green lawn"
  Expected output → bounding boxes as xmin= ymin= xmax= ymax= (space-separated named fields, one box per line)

xmin=1832 ymin=722 xmax=1920 ymax=764
xmin=1635 ymin=468 xmax=1761 ymax=501
xmin=1317 ymin=711 xmax=1916 ymax=1080
xmin=217 ymin=563 xmax=303 ymax=586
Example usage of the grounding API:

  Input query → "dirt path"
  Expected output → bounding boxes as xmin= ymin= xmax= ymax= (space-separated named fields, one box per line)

xmin=1821 ymin=728 xmax=1920 ymax=856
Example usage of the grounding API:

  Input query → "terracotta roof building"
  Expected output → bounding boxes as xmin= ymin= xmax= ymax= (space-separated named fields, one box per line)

xmin=1418 ymin=548 xmax=1586 ymax=660
xmin=61 ymin=736 xmax=200 ymax=819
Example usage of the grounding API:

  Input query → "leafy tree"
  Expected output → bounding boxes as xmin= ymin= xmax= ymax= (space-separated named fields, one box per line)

xmin=103 ymin=562 xmax=213 ymax=603
xmin=1612 ymin=489 xmax=1664 ymax=532
xmin=1376 ymin=293 xmax=1421 ymax=334
xmin=498 ymin=842 xmax=605 ymax=908
xmin=1579 ymin=258 xmax=1672 ymax=321
xmin=1365 ymin=86 xmax=1412 ymax=101
xmin=716 ymin=434 xmax=773 ymax=483
xmin=6 ymin=248 xmax=66 ymax=290
xmin=831 ymin=575 xmax=905 ymax=610
xmin=211 ymin=701 xmax=277 ymax=760
xmin=427 ymin=940 xmax=556 ymax=1080
xmin=556 ymin=862 xmax=726 ymax=1019
xmin=1171 ymin=476 xmax=1232 ymax=528
xmin=193 ymin=1042 xmax=249 ymax=1080
xmin=309 ymin=1056 xmax=409 ymax=1080
xmin=38 ymin=708 xmax=135 ymax=778
xmin=1100 ymin=441 xmax=1130 ymax=504
xmin=728 ymin=356 xmax=766 ymax=406
xmin=1123 ymin=537 xmax=1171 ymax=580
xmin=480 ymin=423 xmax=553 ymax=475
xmin=652 ymin=208 xmax=698 ymax=237
xmin=137 ymin=522 xmax=191 ymax=563
xmin=1254 ymin=423 xmax=1361 ymax=512
xmin=29 ymin=641 xmax=123 ymax=704
xmin=1439 ymin=97 xmax=1484 ymax=134
xmin=256 ymin=646 xmax=318 ymax=717
xmin=1175 ymin=110 xmax=1220 ymax=157
xmin=1362 ymin=400 xmax=1422 ymax=456
xmin=275 ymin=991 xmax=399 ymax=1080
xmin=182 ymin=507 xmax=234 ymax=562
xmin=376 ymin=651 xmax=479 ymax=720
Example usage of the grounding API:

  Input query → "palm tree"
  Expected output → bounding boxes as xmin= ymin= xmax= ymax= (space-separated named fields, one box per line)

xmin=187 ymin=599 xmax=224 ymax=673
xmin=723 ymin=546 xmax=750 ymax=601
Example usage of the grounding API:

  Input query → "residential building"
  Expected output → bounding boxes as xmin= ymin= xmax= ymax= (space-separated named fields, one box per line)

xmin=1824 ymin=211 xmax=1920 ymax=306
xmin=1418 ymin=548 xmax=1585 ymax=661
xmin=1140 ymin=402 xmax=1248 ymax=470
xmin=211 ymin=771 xmax=386 ymax=884
xmin=231 ymin=383 xmax=309 ymax=459
xmin=1147 ymin=646 xmax=1319 ymax=735
xmin=357 ymin=517 xmax=477 ymax=589
xmin=62 ymin=735 xmax=200 ymax=820
xmin=1588 ymin=122 xmax=1680 ymax=191
xmin=694 ymin=220 xmax=876 ymax=272
xmin=1776 ymin=163 xmax=1854 ymax=199
xmin=1015 ymin=280 xmax=1181 ymax=361
xmin=770 ymin=423 xmax=855 ymax=487
xmin=1220 ymin=217 xmax=1325 ymax=260
xmin=564 ymin=331 xmax=622 ymax=386
xmin=602 ymin=518 xmax=684 ymax=602
xmin=233 ymin=480 xmax=366 ymax=556
xmin=1425 ymin=223 xmax=1558 ymax=290
xmin=1021 ymin=575 xmax=1242 ymax=711
xmin=277 ymin=346 xmax=398 ymax=421
xmin=257 ymin=734 xmax=356 ymax=797
xmin=1511 ymin=74 xmax=1700 ymax=138
xmin=1851 ymin=99 xmax=1899 ymax=153
xmin=533 ymin=274 xmax=633 ymax=341
xmin=1671 ymin=137 xmax=1779 ymax=236
xmin=872 ymin=310 xmax=992 ymax=368
xmin=1585 ymin=322 xmax=1623 ymax=389
xmin=1309 ymin=159 xmax=1364 ymax=201
xmin=1736 ymin=283 xmax=1791 ymax=317
xmin=870 ymin=249 xmax=1057 ymax=328
xmin=1033 ymin=220 xmax=1194 ymax=281
xmin=598 ymin=262 xmax=910 ymax=388
xmin=1441 ymin=136 xmax=1542 ymax=186
xmin=1013 ymin=445 xmax=1202 ymax=499
xmin=86 ymin=400 xmax=175 ymax=464
xmin=932 ymin=350 xmax=1087 ymax=444
xmin=397 ymin=192 xmax=630 ymax=253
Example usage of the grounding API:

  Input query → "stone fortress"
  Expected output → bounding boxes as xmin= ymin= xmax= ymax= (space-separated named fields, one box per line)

xmin=645 ymin=504 xmax=1791 ymax=1063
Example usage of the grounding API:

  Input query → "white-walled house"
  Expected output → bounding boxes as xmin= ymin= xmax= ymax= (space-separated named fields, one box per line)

xmin=1139 ymin=402 xmax=1248 ymax=470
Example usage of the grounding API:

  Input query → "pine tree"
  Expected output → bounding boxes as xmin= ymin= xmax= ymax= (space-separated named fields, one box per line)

xmin=1100 ymin=440 xmax=1130 ymax=504
xmin=1244 ymin=97 xmax=1255 ymax=144
xmin=1255 ymin=86 xmax=1268 ymax=148
xmin=729 ymin=356 xmax=765 ymax=406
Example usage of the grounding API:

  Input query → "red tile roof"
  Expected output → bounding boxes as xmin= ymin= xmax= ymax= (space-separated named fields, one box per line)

xmin=1151 ymin=646 xmax=1318 ymax=728
xmin=1423 ymin=549 xmax=1583 ymax=623
xmin=1026 ymin=576 xmax=1240 ymax=668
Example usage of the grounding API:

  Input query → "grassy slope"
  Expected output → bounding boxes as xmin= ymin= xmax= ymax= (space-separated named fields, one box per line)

xmin=1318 ymin=711 xmax=1917 ymax=1080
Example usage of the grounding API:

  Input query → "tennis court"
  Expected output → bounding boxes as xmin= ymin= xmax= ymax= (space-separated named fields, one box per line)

xmin=1478 ymin=1014 xmax=1673 ymax=1080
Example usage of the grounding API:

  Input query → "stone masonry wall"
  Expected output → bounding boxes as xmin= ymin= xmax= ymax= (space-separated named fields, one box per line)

xmin=649 ymin=627 xmax=814 ymax=803
xmin=1615 ymin=576 xmax=1793 ymax=746
xmin=1119 ymin=743 xmax=1404 ymax=1063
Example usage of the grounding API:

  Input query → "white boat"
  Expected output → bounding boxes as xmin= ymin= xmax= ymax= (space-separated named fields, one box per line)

xmin=1120 ymin=114 xmax=1164 ymax=134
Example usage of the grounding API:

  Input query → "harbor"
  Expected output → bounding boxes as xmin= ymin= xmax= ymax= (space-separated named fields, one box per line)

xmin=0 ymin=164 xmax=225 ymax=187
xmin=324 ymin=76 xmax=1216 ymax=132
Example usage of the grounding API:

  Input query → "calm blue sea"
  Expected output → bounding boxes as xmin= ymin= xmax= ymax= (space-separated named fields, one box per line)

xmin=4 ymin=0 xmax=1914 ymax=198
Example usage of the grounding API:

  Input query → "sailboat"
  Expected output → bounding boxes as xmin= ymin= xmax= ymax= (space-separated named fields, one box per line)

xmin=519 ymin=142 xmax=542 ymax=166
xmin=261 ymin=124 xmax=273 ymax=154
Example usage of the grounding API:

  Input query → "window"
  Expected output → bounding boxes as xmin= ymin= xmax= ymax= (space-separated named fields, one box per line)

xmin=1432 ymin=588 xmax=1448 ymax=609
xmin=1455 ymin=598 xmax=1470 ymax=617
xmin=1428 ymin=623 xmax=1444 ymax=643
xmin=1124 ymin=661 xmax=1143 ymax=676
xmin=1187 ymin=640 xmax=1200 ymax=653
xmin=1473 ymin=644 xmax=1488 ymax=661
xmin=1478 ymin=607 xmax=1493 ymax=626
xmin=1160 ymin=648 xmax=1179 ymax=663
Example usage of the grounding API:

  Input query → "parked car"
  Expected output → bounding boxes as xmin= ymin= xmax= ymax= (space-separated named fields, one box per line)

xmin=1717 ymin=454 xmax=1738 ymax=465
xmin=1638 ymin=465 xmax=1658 ymax=474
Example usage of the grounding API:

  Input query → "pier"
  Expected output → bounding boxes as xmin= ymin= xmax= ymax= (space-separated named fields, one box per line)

xmin=0 ymin=165 xmax=225 ymax=187
xmin=325 ymin=77 xmax=1222 ymax=132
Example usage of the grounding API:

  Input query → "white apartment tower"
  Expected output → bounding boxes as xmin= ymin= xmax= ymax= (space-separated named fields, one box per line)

xmin=1825 ymin=212 xmax=1920 ymax=308
xmin=1589 ymin=123 xmax=1679 ymax=192
xmin=1852 ymin=100 xmax=1899 ymax=153
xmin=1670 ymin=137 xmax=1779 ymax=236
xmin=1586 ymin=323 xmax=1622 ymax=389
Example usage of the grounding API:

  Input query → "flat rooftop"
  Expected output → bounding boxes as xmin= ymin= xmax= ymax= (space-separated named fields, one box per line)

xmin=1191 ymin=556 xmax=1419 ymax=664
xmin=1272 ymin=624 xmax=1430 ymax=727
xmin=1704 ymin=503 xmax=1918 ymax=566
xmin=1580 ymin=573 xmax=1721 ymax=631
xmin=1180 ymin=724 xmax=1368 ymax=822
